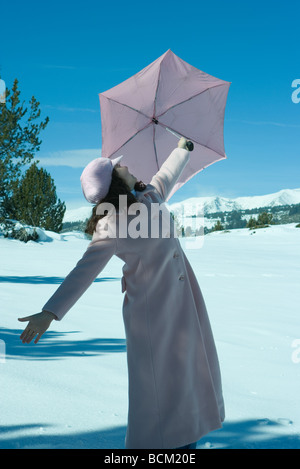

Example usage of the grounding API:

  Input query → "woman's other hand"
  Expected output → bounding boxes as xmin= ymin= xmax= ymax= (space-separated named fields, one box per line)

xmin=18 ymin=311 xmax=57 ymax=344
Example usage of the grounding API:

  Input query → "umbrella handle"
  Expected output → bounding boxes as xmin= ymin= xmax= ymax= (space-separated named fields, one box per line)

xmin=186 ymin=140 xmax=194 ymax=152
xmin=165 ymin=126 xmax=194 ymax=151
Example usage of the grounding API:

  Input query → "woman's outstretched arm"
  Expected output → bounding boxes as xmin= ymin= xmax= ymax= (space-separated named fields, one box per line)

xmin=150 ymin=138 xmax=190 ymax=202
xmin=19 ymin=237 xmax=116 ymax=344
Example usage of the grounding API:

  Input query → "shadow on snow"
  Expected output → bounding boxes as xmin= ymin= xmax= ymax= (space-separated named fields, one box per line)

xmin=0 ymin=276 xmax=120 ymax=284
xmin=0 ymin=328 xmax=126 ymax=360
xmin=0 ymin=420 xmax=299 ymax=449
xmin=199 ymin=419 xmax=300 ymax=449
xmin=0 ymin=424 xmax=127 ymax=449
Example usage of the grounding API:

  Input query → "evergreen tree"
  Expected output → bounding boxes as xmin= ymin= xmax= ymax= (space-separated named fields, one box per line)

xmin=246 ymin=216 xmax=257 ymax=229
xmin=0 ymin=78 xmax=49 ymax=219
xmin=289 ymin=204 xmax=300 ymax=216
xmin=12 ymin=162 xmax=66 ymax=232
xmin=213 ymin=220 xmax=224 ymax=231
xmin=247 ymin=212 xmax=273 ymax=229
xmin=226 ymin=210 xmax=247 ymax=229
xmin=257 ymin=211 xmax=273 ymax=226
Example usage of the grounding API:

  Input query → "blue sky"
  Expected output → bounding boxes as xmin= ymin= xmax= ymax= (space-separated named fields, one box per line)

xmin=1 ymin=0 xmax=300 ymax=210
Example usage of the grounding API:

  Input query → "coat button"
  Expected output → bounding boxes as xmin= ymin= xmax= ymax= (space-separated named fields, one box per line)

xmin=179 ymin=275 xmax=185 ymax=281
xmin=173 ymin=252 xmax=179 ymax=259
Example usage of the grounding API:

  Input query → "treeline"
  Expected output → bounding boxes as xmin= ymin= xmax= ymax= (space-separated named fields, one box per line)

xmin=210 ymin=211 xmax=274 ymax=233
xmin=206 ymin=203 xmax=300 ymax=221
xmin=173 ymin=204 xmax=300 ymax=237
xmin=61 ymin=219 xmax=89 ymax=233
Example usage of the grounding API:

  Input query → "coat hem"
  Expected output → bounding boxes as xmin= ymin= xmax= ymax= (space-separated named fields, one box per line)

xmin=125 ymin=415 xmax=225 ymax=450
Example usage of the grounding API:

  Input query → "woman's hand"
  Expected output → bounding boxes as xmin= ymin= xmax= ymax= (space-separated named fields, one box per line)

xmin=178 ymin=137 xmax=194 ymax=151
xmin=18 ymin=311 xmax=57 ymax=344
xmin=178 ymin=137 xmax=188 ymax=149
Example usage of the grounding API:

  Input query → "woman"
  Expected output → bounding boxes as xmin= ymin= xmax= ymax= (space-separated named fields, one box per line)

xmin=19 ymin=138 xmax=225 ymax=449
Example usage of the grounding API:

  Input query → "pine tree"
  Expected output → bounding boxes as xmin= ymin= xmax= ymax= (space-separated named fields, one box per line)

xmin=226 ymin=210 xmax=247 ymax=229
xmin=247 ymin=216 xmax=257 ymax=229
xmin=0 ymin=78 xmax=49 ymax=219
xmin=213 ymin=220 xmax=224 ymax=231
xmin=12 ymin=162 xmax=66 ymax=232
xmin=257 ymin=211 xmax=273 ymax=226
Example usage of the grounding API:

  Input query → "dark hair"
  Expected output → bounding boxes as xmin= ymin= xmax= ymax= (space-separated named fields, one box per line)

xmin=85 ymin=168 xmax=146 ymax=236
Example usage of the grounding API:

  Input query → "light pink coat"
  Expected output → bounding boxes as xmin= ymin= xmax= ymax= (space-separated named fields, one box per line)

xmin=43 ymin=148 xmax=225 ymax=449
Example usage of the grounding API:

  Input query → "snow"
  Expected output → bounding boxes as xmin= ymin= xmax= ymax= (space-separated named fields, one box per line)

xmin=1 ymin=224 xmax=300 ymax=449
xmin=63 ymin=206 xmax=92 ymax=223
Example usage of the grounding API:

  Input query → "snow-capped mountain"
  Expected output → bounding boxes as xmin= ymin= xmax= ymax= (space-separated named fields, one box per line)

xmin=63 ymin=188 xmax=300 ymax=223
xmin=169 ymin=188 xmax=300 ymax=217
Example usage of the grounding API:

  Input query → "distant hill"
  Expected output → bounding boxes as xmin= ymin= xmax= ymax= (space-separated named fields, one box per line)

xmin=169 ymin=188 xmax=300 ymax=217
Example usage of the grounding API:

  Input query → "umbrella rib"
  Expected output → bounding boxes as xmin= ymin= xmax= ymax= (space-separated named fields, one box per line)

xmin=151 ymin=57 xmax=162 ymax=170
xmin=153 ymin=124 xmax=159 ymax=171
xmin=102 ymin=96 xmax=154 ymax=157
xmin=156 ymin=82 xmax=229 ymax=159
xmin=153 ymin=59 xmax=163 ymax=118
xmin=156 ymin=82 xmax=228 ymax=119
xmin=107 ymin=122 xmax=152 ymax=158
xmin=157 ymin=121 xmax=226 ymax=160
xmin=104 ymin=96 xmax=151 ymax=121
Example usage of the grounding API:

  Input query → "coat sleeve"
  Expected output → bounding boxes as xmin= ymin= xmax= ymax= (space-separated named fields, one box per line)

xmin=42 ymin=237 xmax=116 ymax=321
xmin=150 ymin=147 xmax=190 ymax=202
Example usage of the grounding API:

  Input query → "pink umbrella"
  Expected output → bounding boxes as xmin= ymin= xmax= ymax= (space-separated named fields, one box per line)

xmin=99 ymin=49 xmax=231 ymax=200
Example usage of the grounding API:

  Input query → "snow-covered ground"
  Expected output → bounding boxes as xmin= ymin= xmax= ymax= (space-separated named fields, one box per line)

xmin=1 ymin=224 xmax=300 ymax=449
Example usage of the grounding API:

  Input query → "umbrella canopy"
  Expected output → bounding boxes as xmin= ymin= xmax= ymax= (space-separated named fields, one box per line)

xmin=99 ymin=50 xmax=230 ymax=200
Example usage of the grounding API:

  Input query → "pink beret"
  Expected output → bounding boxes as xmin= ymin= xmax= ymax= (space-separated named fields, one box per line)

xmin=80 ymin=155 xmax=123 ymax=204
